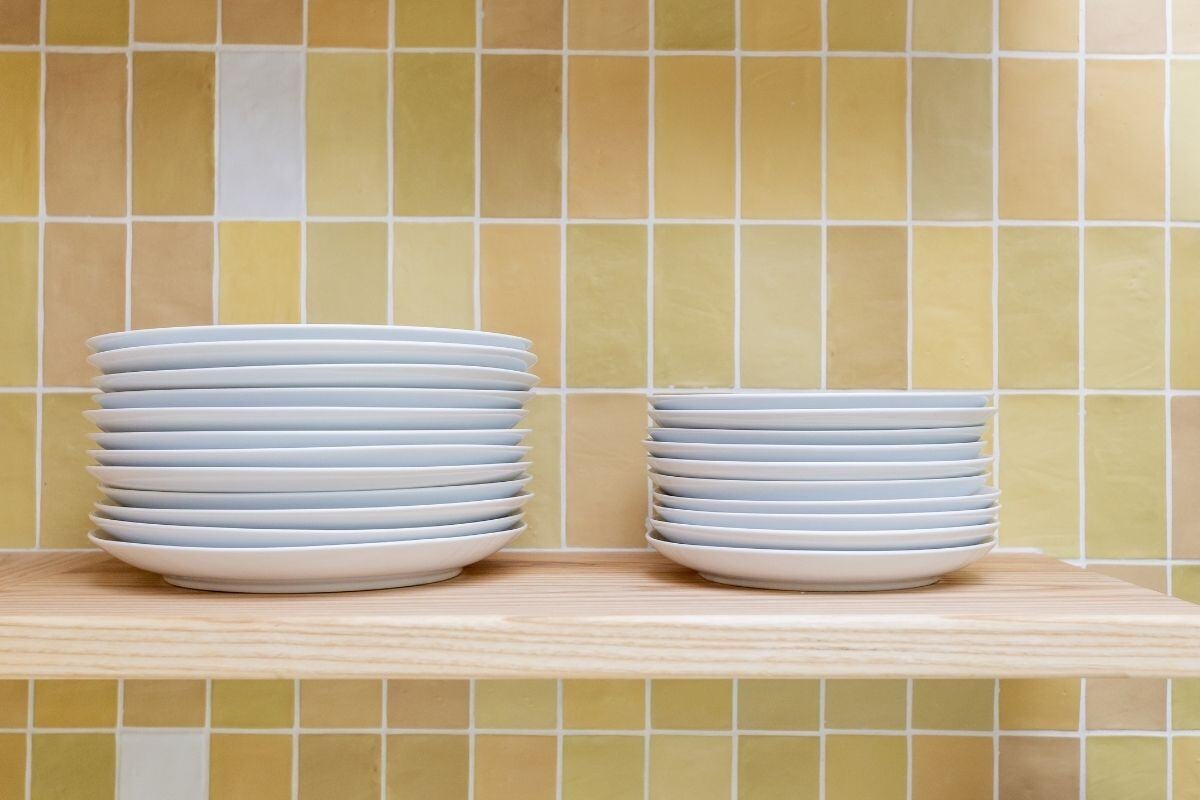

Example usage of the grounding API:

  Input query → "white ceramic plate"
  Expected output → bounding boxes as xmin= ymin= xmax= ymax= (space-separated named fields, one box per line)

xmin=89 ymin=461 xmax=531 ymax=492
xmin=650 ymin=517 xmax=998 ymax=551
xmin=101 ymin=477 xmax=530 ymax=509
xmin=653 ymin=503 xmax=998 ymax=531
xmin=650 ymin=472 xmax=989 ymax=501
xmin=96 ymin=387 xmax=529 ymax=410
xmin=649 ymin=407 xmax=995 ymax=431
xmin=94 ymin=364 xmax=538 ymax=392
xmin=90 ymin=340 xmax=537 ymax=374
xmin=96 ymin=492 xmax=532 ymax=530
xmin=651 ymin=392 xmax=989 ymax=410
xmin=91 ymin=444 xmax=529 ymax=468
xmin=649 ymin=426 xmax=986 ymax=446
xmin=89 ymin=324 xmax=531 ymax=353
xmin=644 ymin=440 xmax=984 ymax=463
xmin=653 ymin=488 xmax=1000 ymax=514
xmin=89 ymin=526 xmax=524 ymax=593
xmin=648 ymin=456 xmax=991 ymax=481
xmin=92 ymin=512 xmax=523 ymax=548
xmin=85 ymin=407 xmax=527 ymax=432
xmin=92 ymin=429 xmax=530 ymax=450
xmin=647 ymin=531 xmax=996 ymax=591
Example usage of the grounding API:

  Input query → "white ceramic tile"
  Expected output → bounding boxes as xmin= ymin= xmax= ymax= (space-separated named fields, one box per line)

xmin=218 ymin=51 xmax=304 ymax=218
xmin=118 ymin=731 xmax=207 ymax=800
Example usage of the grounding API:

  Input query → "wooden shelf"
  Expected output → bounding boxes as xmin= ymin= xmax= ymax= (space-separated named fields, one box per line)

xmin=0 ymin=550 xmax=1198 ymax=679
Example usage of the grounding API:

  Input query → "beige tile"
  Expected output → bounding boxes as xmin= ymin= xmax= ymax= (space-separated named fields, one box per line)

xmin=1175 ymin=398 xmax=1200 ymax=557
xmin=1084 ymin=227 xmax=1164 ymax=388
xmin=738 ymin=680 xmax=819 ymax=730
xmin=563 ymin=736 xmax=643 ymax=800
xmin=1087 ymin=736 xmax=1166 ymax=800
xmin=566 ymin=394 xmax=648 ymax=548
xmin=565 ymin=225 xmax=646 ymax=386
xmin=649 ymin=735 xmax=731 ymax=800
xmin=913 ymin=58 xmax=992 ymax=220
xmin=1000 ymin=679 xmax=1080 ymax=730
xmin=395 ymin=0 xmax=475 ymax=46
xmin=826 ymin=735 xmax=905 ymax=800
xmin=1086 ymin=678 xmax=1167 ymax=730
xmin=211 ymin=680 xmax=294 ymax=729
xmin=741 ymin=0 xmax=820 ymax=50
xmin=300 ymin=680 xmax=382 ymax=728
xmin=998 ymin=227 xmax=1078 ymax=388
xmin=306 ymin=223 xmax=388 ymax=324
xmin=392 ymin=223 xmax=474 ymax=329
xmin=1177 ymin=565 xmax=1200 ymax=604
xmin=135 ymin=0 xmax=217 ymax=42
xmin=567 ymin=56 xmax=648 ymax=219
xmin=31 ymin=734 xmax=114 ymax=800
xmin=481 ymin=55 xmax=561 ymax=218
xmin=122 ymin=680 xmax=206 ymax=727
xmin=0 ymin=734 xmax=23 ymax=800
xmin=39 ymin=394 xmax=100 ymax=549
xmin=483 ymin=0 xmax=561 ymax=47
xmin=655 ymin=57 xmax=735 ymax=218
xmin=1085 ymin=395 xmax=1167 ymax=558
xmin=0 ymin=0 xmax=40 ymax=43
xmin=563 ymin=680 xmax=645 ymax=730
xmin=221 ymin=0 xmax=302 ymax=43
xmin=655 ymin=0 xmax=733 ymax=49
xmin=912 ymin=227 xmax=992 ymax=389
xmin=1173 ymin=63 xmax=1200 ymax=220
xmin=513 ymin=393 xmax=561 ymax=548
xmin=47 ymin=0 xmax=127 ymax=44
xmin=308 ymin=0 xmax=388 ymax=47
xmin=0 ymin=53 xmax=39 ymax=215
xmin=1174 ymin=737 xmax=1200 ymax=799
xmin=45 ymin=53 xmax=127 ymax=216
xmin=998 ymin=395 xmax=1079 ymax=555
xmin=1176 ymin=680 xmax=1200 ymax=729
xmin=0 ymin=681 xmax=27 ymax=727
xmin=999 ymin=736 xmax=1080 ymax=800
xmin=1087 ymin=563 xmax=1168 ymax=593
xmin=475 ymin=680 xmax=557 ymax=729
xmin=218 ymin=222 xmax=301 ymax=324
xmin=1000 ymin=0 xmax=1078 ymax=50
xmin=34 ymin=681 xmax=117 ymax=728
xmin=1088 ymin=0 xmax=1165 ymax=52
xmin=307 ymin=53 xmax=388 ymax=216
xmin=998 ymin=59 xmax=1078 ymax=220
xmin=569 ymin=0 xmax=647 ymax=48
xmin=210 ymin=734 xmax=291 ymax=800
xmin=913 ymin=0 xmax=992 ymax=52
xmin=0 ymin=224 xmax=38 ymax=384
xmin=0 ymin=395 xmax=35 ymax=549
xmin=739 ymin=736 xmax=818 ymax=800
xmin=299 ymin=735 xmax=380 ymax=800
xmin=387 ymin=735 xmax=468 ymax=800
xmin=386 ymin=680 xmax=468 ymax=729
xmin=132 ymin=222 xmax=214 ymax=329
xmin=651 ymin=680 xmax=731 ymax=730
xmin=825 ymin=680 xmax=907 ymax=730
xmin=480 ymin=224 xmax=560 ymax=386
xmin=826 ymin=226 xmax=908 ymax=389
xmin=741 ymin=58 xmax=821 ymax=219
xmin=827 ymin=58 xmax=907 ymax=220
xmin=475 ymin=735 xmax=556 ymax=800
xmin=1174 ymin=230 xmax=1200 ymax=386
xmin=828 ymin=0 xmax=906 ymax=50
xmin=913 ymin=736 xmax=992 ymax=800
xmin=1180 ymin=0 xmax=1200 ymax=52
xmin=653 ymin=224 xmax=734 ymax=387
xmin=1085 ymin=60 xmax=1165 ymax=220
xmin=912 ymin=680 xmax=995 ymax=731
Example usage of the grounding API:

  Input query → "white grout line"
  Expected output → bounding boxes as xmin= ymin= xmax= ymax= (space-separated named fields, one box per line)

xmin=1076 ymin=8 xmax=1088 ymax=798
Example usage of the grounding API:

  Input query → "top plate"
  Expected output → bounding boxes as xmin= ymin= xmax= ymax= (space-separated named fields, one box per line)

xmin=88 ymin=324 xmax=531 ymax=353
xmin=651 ymin=392 xmax=990 ymax=411
xmin=649 ymin=407 xmax=996 ymax=431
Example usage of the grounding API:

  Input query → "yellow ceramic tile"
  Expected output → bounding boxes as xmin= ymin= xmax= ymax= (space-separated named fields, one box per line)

xmin=1085 ymin=395 xmax=1166 ymax=558
xmin=44 ymin=223 xmax=125 ymax=387
xmin=741 ymin=58 xmax=821 ymax=219
xmin=210 ymin=734 xmax=292 ymax=800
xmin=1000 ymin=0 xmax=1078 ymax=50
xmin=565 ymin=394 xmax=649 ymax=548
xmin=299 ymin=735 xmax=380 ymax=800
xmin=998 ymin=736 xmax=1080 ymax=800
xmin=651 ymin=679 xmax=731 ymax=730
xmin=655 ymin=0 xmax=733 ymax=49
xmin=1086 ymin=678 xmax=1167 ymax=730
xmin=998 ymin=395 xmax=1079 ymax=555
xmin=999 ymin=678 xmax=1080 ymax=730
xmin=218 ymin=222 xmax=301 ymax=324
xmin=221 ymin=0 xmax=302 ymax=44
xmin=395 ymin=0 xmax=475 ymax=46
xmin=481 ymin=55 xmax=561 ymax=218
xmin=475 ymin=680 xmax=557 ymax=729
xmin=739 ymin=226 xmax=821 ymax=388
xmin=567 ymin=56 xmax=649 ymax=219
xmin=308 ymin=53 xmax=388 ymax=216
xmin=1174 ymin=63 xmax=1200 ymax=220
xmin=568 ymin=0 xmax=647 ymax=49
xmin=825 ymin=680 xmax=907 ymax=730
xmin=654 ymin=57 xmax=735 ymax=218
xmin=132 ymin=52 xmax=215 ymax=215
xmin=912 ymin=227 xmax=992 ymax=389
xmin=47 ymin=0 xmax=127 ymax=44
xmin=0 ymin=0 xmax=40 ymax=44
xmin=563 ymin=736 xmax=642 ymax=800
xmin=563 ymin=680 xmax=645 ymax=730
xmin=387 ymin=735 xmax=468 ymax=800
xmin=912 ymin=736 xmax=992 ymax=800
xmin=653 ymin=224 xmax=734 ymax=387
xmin=828 ymin=0 xmax=905 ymax=50
xmin=306 ymin=223 xmax=388 ymax=324
xmin=913 ymin=0 xmax=992 ymax=52
xmin=393 ymin=54 xmax=474 ymax=216
xmin=211 ymin=680 xmax=294 ymax=729
xmin=741 ymin=0 xmax=820 ymax=50
xmin=135 ymin=0 xmax=217 ymax=43
xmin=1175 ymin=565 xmax=1200 ymax=604
xmin=1088 ymin=0 xmax=1165 ymax=52
xmin=1178 ymin=682 xmax=1200 ymax=729
xmin=31 ymin=734 xmax=114 ymax=800
xmin=998 ymin=227 xmax=1078 ymax=387
xmin=1175 ymin=737 xmax=1200 ymax=799
xmin=1087 ymin=736 xmax=1167 ymax=800
xmin=0 ymin=681 xmax=27 ymax=727
xmin=386 ymin=680 xmax=468 ymax=729
xmin=514 ymin=393 xmax=561 ymax=548
xmin=826 ymin=226 xmax=908 ymax=389
xmin=913 ymin=58 xmax=992 ymax=220
xmin=131 ymin=222 xmax=214 ymax=330
xmin=1175 ymin=230 xmax=1200 ymax=386
xmin=1180 ymin=0 xmax=1200 ymax=52
xmin=912 ymin=680 xmax=995 ymax=731
xmin=483 ymin=0 xmax=561 ymax=48
xmin=1176 ymin=398 xmax=1200 ymax=557
xmin=1087 ymin=563 xmax=1168 ymax=593
xmin=826 ymin=735 xmax=905 ymax=800
xmin=0 ymin=54 xmax=39 ymax=215
xmin=739 ymin=736 xmax=818 ymax=800
xmin=480 ymin=224 xmax=560 ymax=385
xmin=0 ymin=224 xmax=37 ymax=384
xmin=122 ymin=680 xmax=206 ymax=727
xmin=0 ymin=734 xmax=23 ymax=800
xmin=39 ymin=394 xmax=100 ymax=549
xmin=475 ymin=735 xmax=556 ymax=800
xmin=738 ymin=680 xmax=819 ymax=730
xmin=1085 ymin=60 xmax=1165 ymax=220
xmin=649 ymin=735 xmax=731 ymax=800
xmin=392 ymin=223 xmax=474 ymax=329
xmin=827 ymin=58 xmax=907 ymax=220
xmin=998 ymin=59 xmax=1078 ymax=220
xmin=565 ymin=225 xmax=646 ymax=386
xmin=300 ymin=680 xmax=382 ymax=728
xmin=45 ymin=54 xmax=127 ymax=217
xmin=33 ymin=681 xmax=116 ymax=728
xmin=1084 ymin=227 xmax=1164 ymax=388
xmin=308 ymin=0 xmax=388 ymax=47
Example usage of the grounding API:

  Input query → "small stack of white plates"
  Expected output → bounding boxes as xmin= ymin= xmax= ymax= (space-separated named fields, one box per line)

xmin=645 ymin=392 xmax=999 ymax=591
xmin=84 ymin=324 xmax=537 ymax=593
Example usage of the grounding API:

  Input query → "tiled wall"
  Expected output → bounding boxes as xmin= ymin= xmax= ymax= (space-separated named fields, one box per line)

xmin=1 ymin=0 xmax=1200 ymax=796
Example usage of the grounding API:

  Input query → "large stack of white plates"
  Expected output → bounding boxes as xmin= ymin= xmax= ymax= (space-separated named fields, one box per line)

xmin=644 ymin=392 xmax=999 ymax=591
xmin=83 ymin=324 xmax=537 ymax=593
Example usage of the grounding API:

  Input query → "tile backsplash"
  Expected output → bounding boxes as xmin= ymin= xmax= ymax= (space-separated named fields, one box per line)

xmin=2 ymin=0 xmax=1199 ymax=796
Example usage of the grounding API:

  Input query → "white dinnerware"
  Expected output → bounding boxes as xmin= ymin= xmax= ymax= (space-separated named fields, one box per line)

xmin=89 ymin=323 xmax=531 ymax=352
xmin=94 ymin=363 xmax=539 ymax=392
